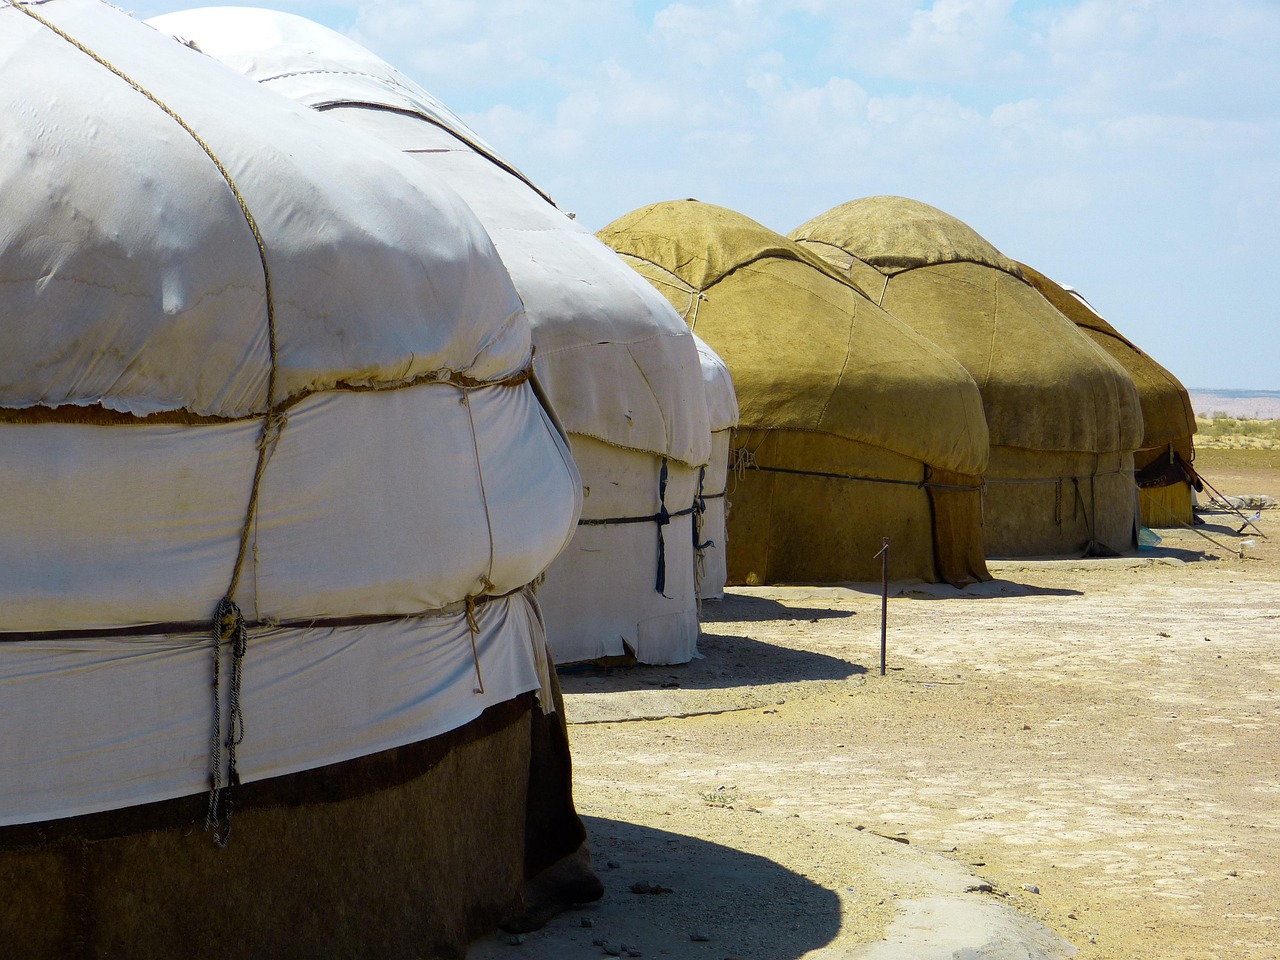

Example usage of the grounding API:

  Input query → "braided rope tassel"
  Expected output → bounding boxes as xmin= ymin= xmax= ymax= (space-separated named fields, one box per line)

xmin=205 ymin=597 xmax=247 ymax=848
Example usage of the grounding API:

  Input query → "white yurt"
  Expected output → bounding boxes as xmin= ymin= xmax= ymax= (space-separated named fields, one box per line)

xmin=151 ymin=7 xmax=717 ymax=667
xmin=692 ymin=334 xmax=740 ymax=600
xmin=0 ymin=1 xmax=596 ymax=956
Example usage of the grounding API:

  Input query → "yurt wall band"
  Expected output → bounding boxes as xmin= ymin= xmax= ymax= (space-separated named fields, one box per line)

xmin=574 ymin=456 xmax=678 ymax=594
xmin=532 ymin=440 xmax=702 ymax=662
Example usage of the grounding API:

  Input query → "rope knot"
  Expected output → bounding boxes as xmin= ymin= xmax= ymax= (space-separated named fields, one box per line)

xmin=464 ymin=595 xmax=486 ymax=694
xmin=257 ymin=409 xmax=288 ymax=452
xmin=730 ymin=446 xmax=756 ymax=482
xmin=214 ymin=596 xmax=247 ymax=657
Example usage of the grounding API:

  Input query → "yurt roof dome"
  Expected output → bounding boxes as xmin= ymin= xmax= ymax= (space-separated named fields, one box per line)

xmin=601 ymin=200 xmax=989 ymax=477
xmin=796 ymin=195 xmax=1024 ymax=277
xmin=2 ymin=0 xmax=526 ymax=421
xmin=791 ymin=198 xmax=1143 ymax=456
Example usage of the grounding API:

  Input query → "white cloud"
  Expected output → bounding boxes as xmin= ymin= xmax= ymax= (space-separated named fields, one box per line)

xmin=990 ymin=98 xmax=1040 ymax=129
xmin=890 ymin=0 xmax=1019 ymax=75
xmin=132 ymin=0 xmax=1280 ymax=387
xmin=1048 ymin=0 xmax=1158 ymax=54
xmin=348 ymin=0 xmax=637 ymax=93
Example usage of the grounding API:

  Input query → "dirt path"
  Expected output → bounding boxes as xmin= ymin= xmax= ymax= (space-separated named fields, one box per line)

xmin=473 ymin=469 xmax=1278 ymax=960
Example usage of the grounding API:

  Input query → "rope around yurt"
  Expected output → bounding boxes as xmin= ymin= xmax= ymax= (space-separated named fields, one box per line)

xmin=729 ymin=446 xmax=983 ymax=492
xmin=14 ymin=0 xmax=540 ymax=847
xmin=13 ymin=1 xmax=286 ymax=847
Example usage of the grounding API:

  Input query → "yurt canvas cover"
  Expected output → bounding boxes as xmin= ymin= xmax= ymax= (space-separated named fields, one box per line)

xmin=600 ymin=201 xmax=991 ymax=586
xmin=692 ymin=334 xmax=739 ymax=599
xmin=154 ymin=7 xmax=716 ymax=666
xmin=1 ymin=1 xmax=591 ymax=954
xmin=791 ymin=197 xmax=1144 ymax=558
xmin=1016 ymin=262 xmax=1199 ymax=527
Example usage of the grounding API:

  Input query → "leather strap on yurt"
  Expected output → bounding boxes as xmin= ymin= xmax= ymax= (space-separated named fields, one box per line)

xmin=730 ymin=447 xmax=982 ymax=492
xmin=692 ymin=466 xmax=714 ymax=553
xmin=690 ymin=466 xmax=716 ymax=592
xmin=577 ymin=457 xmax=704 ymax=597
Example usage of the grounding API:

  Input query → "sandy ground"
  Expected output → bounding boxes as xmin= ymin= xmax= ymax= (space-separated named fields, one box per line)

xmin=469 ymin=463 xmax=1279 ymax=960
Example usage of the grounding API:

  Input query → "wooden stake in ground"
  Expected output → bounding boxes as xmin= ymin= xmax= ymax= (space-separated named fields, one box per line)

xmin=876 ymin=537 xmax=889 ymax=676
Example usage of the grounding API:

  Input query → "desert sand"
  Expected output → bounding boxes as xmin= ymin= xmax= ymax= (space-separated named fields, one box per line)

xmin=469 ymin=455 xmax=1278 ymax=960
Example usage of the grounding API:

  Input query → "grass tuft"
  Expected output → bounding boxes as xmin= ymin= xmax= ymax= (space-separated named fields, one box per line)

xmin=1194 ymin=415 xmax=1280 ymax=451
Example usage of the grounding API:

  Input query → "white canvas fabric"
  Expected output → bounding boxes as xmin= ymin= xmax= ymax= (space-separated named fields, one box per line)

xmin=148 ymin=5 xmax=711 ymax=467
xmin=152 ymin=7 xmax=719 ymax=665
xmin=534 ymin=439 xmax=701 ymax=665
xmin=0 ymin=593 xmax=547 ymax=827
xmin=0 ymin=385 xmax=577 ymax=631
xmin=0 ymin=0 xmax=580 ymax=825
xmin=692 ymin=336 xmax=738 ymax=600
xmin=1 ymin=3 xmax=529 ymax=417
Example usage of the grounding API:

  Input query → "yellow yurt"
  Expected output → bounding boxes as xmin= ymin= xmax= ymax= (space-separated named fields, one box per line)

xmin=791 ymin=196 xmax=1144 ymax=558
xmin=599 ymin=200 xmax=991 ymax=586
xmin=1016 ymin=262 xmax=1199 ymax=527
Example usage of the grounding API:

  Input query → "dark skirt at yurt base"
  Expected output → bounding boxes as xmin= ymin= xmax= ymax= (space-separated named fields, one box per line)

xmin=0 ymin=669 xmax=592 ymax=960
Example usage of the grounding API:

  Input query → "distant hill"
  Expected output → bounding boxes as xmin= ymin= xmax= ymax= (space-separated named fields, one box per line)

xmin=1189 ymin=390 xmax=1280 ymax=420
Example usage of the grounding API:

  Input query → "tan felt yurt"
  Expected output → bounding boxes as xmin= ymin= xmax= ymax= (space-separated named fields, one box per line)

xmin=153 ymin=7 xmax=717 ymax=667
xmin=791 ymin=197 xmax=1144 ymax=558
xmin=599 ymin=200 xmax=991 ymax=586
xmin=0 ymin=1 xmax=597 ymax=956
xmin=1016 ymin=262 xmax=1199 ymax=527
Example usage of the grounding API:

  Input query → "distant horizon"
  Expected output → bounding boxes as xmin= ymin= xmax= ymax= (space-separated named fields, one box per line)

xmin=1189 ymin=388 xmax=1280 ymax=398
xmin=1188 ymin=389 xmax=1280 ymax=420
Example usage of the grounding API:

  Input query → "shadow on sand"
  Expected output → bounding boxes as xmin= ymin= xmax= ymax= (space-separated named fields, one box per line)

xmin=705 ymin=580 xmax=1089 ymax=607
xmin=466 ymin=816 xmax=842 ymax=960
xmin=699 ymin=592 xmax=857 ymax=624
xmin=896 ymin=578 xmax=1084 ymax=600
xmin=559 ymin=630 xmax=865 ymax=697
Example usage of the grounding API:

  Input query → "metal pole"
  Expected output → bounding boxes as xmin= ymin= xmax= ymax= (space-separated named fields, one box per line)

xmin=875 ymin=537 xmax=889 ymax=676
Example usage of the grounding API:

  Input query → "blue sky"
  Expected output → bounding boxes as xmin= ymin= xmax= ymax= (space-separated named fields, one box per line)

xmin=132 ymin=0 xmax=1280 ymax=391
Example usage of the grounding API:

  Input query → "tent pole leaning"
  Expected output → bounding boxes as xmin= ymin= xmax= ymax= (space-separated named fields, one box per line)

xmin=1196 ymin=471 xmax=1269 ymax=540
